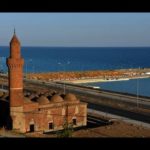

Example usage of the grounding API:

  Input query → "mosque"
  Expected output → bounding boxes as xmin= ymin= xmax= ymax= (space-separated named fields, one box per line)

xmin=0 ymin=31 xmax=87 ymax=133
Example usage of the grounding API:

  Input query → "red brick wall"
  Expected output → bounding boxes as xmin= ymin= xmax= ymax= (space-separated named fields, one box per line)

xmin=23 ymin=102 xmax=39 ymax=112
xmin=23 ymin=102 xmax=87 ymax=132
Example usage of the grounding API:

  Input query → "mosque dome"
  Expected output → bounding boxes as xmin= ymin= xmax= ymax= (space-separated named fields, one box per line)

xmin=28 ymin=93 xmax=39 ymax=100
xmin=51 ymin=94 xmax=64 ymax=103
xmin=37 ymin=95 xmax=49 ymax=105
xmin=1 ymin=92 xmax=9 ymax=100
xmin=64 ymin=93 xmax=78 ymax=102
xmin=24 ymin=97 xmax=32 ymax=103
xmin=0 ymin=91 xmax=4 ymax=97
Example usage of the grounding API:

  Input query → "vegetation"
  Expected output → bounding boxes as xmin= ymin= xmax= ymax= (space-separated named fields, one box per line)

xmin=57 ymin=121 xmax=73 ymax=138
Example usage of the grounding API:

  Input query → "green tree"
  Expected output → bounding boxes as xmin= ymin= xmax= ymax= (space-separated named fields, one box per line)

xmin=57 ymin=120 xmax=73 ymax=138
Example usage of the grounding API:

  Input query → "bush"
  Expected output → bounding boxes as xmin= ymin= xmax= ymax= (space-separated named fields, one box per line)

xmin=57 ymin=121 xmax=73 ymax=138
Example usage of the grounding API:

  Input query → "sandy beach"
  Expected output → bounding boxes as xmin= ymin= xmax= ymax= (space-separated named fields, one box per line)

xmin=66 ymin=78 xmax=130 ymax=84
xmin=67 ymin=76 xmax=150 ymax=84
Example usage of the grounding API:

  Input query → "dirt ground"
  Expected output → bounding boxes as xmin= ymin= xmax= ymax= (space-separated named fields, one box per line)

xmin=23 ymin=112 xmax=150 ymax=138
xmin=72 ymin=121 xmax=150 ymax=138
xmin=0 ymin=112 xmax=150 ymax=138
xmin=23 ymin=121 xmax=150 ymax=138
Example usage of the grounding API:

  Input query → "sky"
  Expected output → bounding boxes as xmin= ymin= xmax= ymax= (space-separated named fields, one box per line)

xmin=0 ymin=13 xmax=150 ymax=47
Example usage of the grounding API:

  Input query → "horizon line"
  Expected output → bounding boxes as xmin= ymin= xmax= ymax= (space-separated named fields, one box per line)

xmin=1 ymin=45 xmax=150 ymax=48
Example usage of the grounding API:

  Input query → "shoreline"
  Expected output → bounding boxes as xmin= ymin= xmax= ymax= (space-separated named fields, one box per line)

xmin=66 ymin=78 xmax=129 ymax=84
xmin=65 ymin=76 xmax=150 ymax=84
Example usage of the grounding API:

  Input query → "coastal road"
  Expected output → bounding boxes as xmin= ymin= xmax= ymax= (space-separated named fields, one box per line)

xmin=24 ymin=79 xmax=150 ymax=124
xmin=24 ymin=78 xmax=150 ymax=109
xmin=1 ymin=76 xmax=150 ymax=124
xmin=1 ymin=77 xmax=150 ymax=110
xmin=25 ymin=79 xmax=150 ymax=123
xmin=0 ymin=75 xmax=150 ymax=109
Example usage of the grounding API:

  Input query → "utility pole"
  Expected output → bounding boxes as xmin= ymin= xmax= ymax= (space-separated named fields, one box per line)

xmin=136 ymin=66 xmax=140 ymax=109
xmin=58 ymin=61 xmax=70 ymax=95
xmin=25 ymin=61 xmax=28 ymax=78
xmin=0 ymin=57 xmax=2 ymax=73
xmin=29 ymin=58 xmax=34 ymax=73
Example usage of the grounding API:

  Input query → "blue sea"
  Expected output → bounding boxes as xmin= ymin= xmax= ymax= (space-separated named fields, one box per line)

xmin=82 ymin=78 xmax=150 ymax=97
xmin=0 ymin=46 xmax=150 ymax=97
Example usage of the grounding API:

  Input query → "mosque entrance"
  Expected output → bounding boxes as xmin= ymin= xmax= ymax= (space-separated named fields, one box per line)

xmin=73 ymin=118 xmax=77 ymax=125
xmin=29 ymin=124 xmax=34 ymax=132
xmin=49 ymin=122 xmax=54 ymax=129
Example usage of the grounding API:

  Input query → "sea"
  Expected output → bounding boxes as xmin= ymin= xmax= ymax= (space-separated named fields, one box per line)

xmin=0 ymin=46 xmax=150 ymax=97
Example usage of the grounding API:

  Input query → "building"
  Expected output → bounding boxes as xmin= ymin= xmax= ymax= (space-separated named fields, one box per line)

xmin=5 ymin=31 xmax=87 ymax=133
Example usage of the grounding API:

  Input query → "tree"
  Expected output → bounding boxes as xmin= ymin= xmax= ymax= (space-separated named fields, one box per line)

xmin=57 ymin=120 xmax=73 ymax=138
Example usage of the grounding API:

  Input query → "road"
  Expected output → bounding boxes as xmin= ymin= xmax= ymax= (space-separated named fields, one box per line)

xmin=24 ymin=78 xmax=150 ymax=110
xmin=88 ymin=109 xmax=150 ymax=129
xmin=22 ymin=79 xmax=150 ymax=124
xmin=0 ymin=75 xmax=150 ymax=125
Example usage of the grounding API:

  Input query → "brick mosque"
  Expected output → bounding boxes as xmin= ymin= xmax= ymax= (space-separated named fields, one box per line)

xmin=0 ymin=31 xmax=87 ymax=133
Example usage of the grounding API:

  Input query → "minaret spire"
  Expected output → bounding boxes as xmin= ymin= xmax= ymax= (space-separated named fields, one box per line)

xmin=10 ymin=28 xmax=20 ymax=45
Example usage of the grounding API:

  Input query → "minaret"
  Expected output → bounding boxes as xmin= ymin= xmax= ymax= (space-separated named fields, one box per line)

xmin=7 ymin=30 xmax=24 ymax=107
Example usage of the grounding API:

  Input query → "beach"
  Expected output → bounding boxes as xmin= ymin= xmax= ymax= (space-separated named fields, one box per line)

xmin=67 ymin=76 xmax=150 ymax=84
xmin=66 ymin=78 xmax=130 ymax=84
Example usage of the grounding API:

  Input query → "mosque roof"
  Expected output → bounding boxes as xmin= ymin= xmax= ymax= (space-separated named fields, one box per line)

xmin=0 ymin=91 xmax=4 ymax=97
xmin=64 ymin=93 xmax=78 ymax=102
xmin=1 ymin=92 xmax=9 ymax=99
xmin=37 ymin=95 xmax=49 ymax=105
xmin=24 ymin=97 xmax=32 ymax=103
xmin=50 ymin=94 xmax=64 ymax=103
